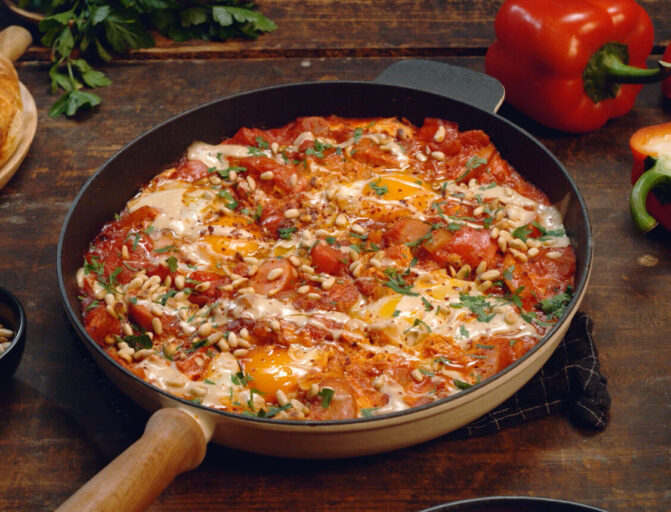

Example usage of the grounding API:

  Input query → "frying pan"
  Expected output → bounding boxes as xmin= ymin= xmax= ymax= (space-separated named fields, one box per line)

xmin=56 ymin=60 xmax=592 ymax=511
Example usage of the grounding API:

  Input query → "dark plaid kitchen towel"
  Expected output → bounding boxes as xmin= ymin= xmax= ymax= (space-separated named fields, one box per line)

xmin=449 ymin=312 xmax=610 ymax=439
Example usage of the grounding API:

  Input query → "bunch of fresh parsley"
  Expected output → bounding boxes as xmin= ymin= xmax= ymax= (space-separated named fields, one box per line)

xmin=18 ymin=0 xmax=276 ymax=117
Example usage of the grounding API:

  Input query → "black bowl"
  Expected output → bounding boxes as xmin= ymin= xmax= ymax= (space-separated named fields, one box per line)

xmin=0 ymin=287 xmax=26 ymax=379
xmin=421 ymin=496 xmax=608 ymax=512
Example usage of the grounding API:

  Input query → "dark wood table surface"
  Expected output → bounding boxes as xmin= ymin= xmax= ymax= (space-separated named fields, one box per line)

xmin=1 ymin=2 xmax=670 ymax=511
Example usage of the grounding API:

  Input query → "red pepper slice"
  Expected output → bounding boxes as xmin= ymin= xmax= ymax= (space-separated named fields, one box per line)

xmin=629 ymin=122 xmax=671 ymax=232
xmin=485 ymin=0 xmax=670 ymax=133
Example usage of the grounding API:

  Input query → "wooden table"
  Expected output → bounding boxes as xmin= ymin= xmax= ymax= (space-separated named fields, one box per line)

xmin=1 ymin=2 xmax=669 ymax=511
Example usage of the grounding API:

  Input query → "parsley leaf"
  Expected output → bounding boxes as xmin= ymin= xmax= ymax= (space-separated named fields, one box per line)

xmin=540 ymin=288 xmax=573 ymax=319
xmin=368 ymin=179 xmax=388 ymax=197
xmin=278 ymin=226 xmax=297 ymax=239
xmin=39 ymin=1 xmax=276 ymax=117
xmin=318 ymin=387 xmax=335 ymax=408
xmin=512 ymin=225 xmax=533 ymax=242
xmin=123 ymin=334 xmax=152 ymax=350
xmin=382 ymin=268 xmax=419 ymax=296
xmin=451 ymin=293 xmax=495 ymax=322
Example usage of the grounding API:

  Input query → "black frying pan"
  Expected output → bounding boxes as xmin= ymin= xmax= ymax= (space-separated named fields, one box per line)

xmin=56 ymin=60 xmax=592 ymax=512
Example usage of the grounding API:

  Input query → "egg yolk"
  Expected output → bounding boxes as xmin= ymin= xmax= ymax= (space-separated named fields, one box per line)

xmin=204 ymin=214 xmax=262 ymax=257
xmin=242 ymin=346 xmax=308 ymax=399
xmin=364 ymin=174 xmax=437 ymax=214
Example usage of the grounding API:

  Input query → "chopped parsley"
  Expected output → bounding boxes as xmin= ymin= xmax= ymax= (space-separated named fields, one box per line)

xmin=318 ymin=387 xmax=335 ymax=408
xmin=512 ymin=225 xmax=533 ymax=242
xmin=123 ymin=334 xmax=152 ymax=350
xmin=503 ymin=266 xmax=515 ymax=281
xmin=368 ymin=179 xmax=388 ymax=197
xmin=540 ymin=288 xmax=573 ymax=319
xmin=421 ymin=296 xmax=434 ymax=312
xmin=166 ymin=256 xmax=178 ymax=273
xmin=154 ymin=245 xmax=176 ymax=254
xmin=278 ymin=226 xmax=297 ymax=239
xmin=382 ymin=268 xmax=419 ymax=296
xmin=532 ymin=221 xmax=565 ymax=240
xmin=405 ymin=231 xmax=433 ymax=248
xmin=217 ymin=166 xmax=246 ymax=180
xmin=450 ymin=293 xmax=495 ymax=322
xmin=218 ymin=189 xmax=238 ymax=210
xmin=353 ymin=127 xmax=363 ymax=143
xmin=255 ymin=136 xmax=269 ymax=149
xmin=360 ymin=407 xmax=378 ymax=418
xmin=305 ymin=139 xmax=332 ymax=158
xmin=403 ymin=318 xmax=432 ymax=334
xmin=453 ymin=379 xmax=472 ymax=390
xmin=459 ymin=325 xmax=469 ymax=338
xmin=456 ymin=155 xmax=487 ymax=182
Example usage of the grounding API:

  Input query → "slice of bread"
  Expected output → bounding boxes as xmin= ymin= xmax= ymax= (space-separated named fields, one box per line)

xmin=0 ymin=55 xmax=23 ymax=168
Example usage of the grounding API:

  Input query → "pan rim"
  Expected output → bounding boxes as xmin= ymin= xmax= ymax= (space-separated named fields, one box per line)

xmin=57 ymin=79 xmax=593 ymax=429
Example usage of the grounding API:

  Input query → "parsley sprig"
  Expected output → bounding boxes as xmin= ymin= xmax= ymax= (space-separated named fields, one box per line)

xmin=29 ymin=0 xmax=276 ymax=117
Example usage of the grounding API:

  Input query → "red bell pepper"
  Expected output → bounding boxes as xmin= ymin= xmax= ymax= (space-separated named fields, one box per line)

xmin=485 ymin=0 xmax=671 ymax=133
xmin=663 ymin=43 xmax=671 ymax=99
xmin=629 ymin=122 xmax=671 ymax=233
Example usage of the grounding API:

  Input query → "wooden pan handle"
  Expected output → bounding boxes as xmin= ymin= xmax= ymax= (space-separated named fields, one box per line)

xmin=0 ymin=26 xmax=33 ymax=63
xmin=55 ymin=408 xmax=209 ymax=512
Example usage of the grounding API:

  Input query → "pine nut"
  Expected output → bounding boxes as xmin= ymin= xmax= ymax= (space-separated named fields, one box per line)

xmin=239 ymin=328 xmax=250 ymax=339
xmin=121 ymin=245 xmax=130 ymax=260
xmin=297 ymin=285 xmax=310 ymax=294
xmin=411 ymin=369 xmax=424 ymax=382
xmin=244 ymin=256 xmax=259 ymax=265
xmin=276 ymin=390 xmax=289 ymax=406
xmin=547 ymin=251 xmax=562 ymax=259
xmin=504 ymin=311 xmax=517 ymax=325
xmin=270 ymin=320 xmax=281 ymax=332
xmin=195 ymin=281 xmax=210 ymax=292
xmin=335 ymin=213 xmax=348 ymax=227
xmin=456 ymin=265 xmax=471 ymax=280
xmin=511 ymin=248 xmax=528 ymax=262
xmin=475 ymin=261 xmax=487 ymax=276
xmin=198 ymin=322 xmax=213 ymax=337
xmin=528 ymin=247 xmax=539 ymax=257
xmin=509 ymin=238 xmax=527 ymax=251
xmin=478 ymin=280 xmax=493 ymax=292
xmin=284 ymin=208 xmax=300 ymax=219
xmin=351 ymin=223 xmax=366 ymax=234
xmin=233 ymin=348 xmax=249 ymax=357
xmin=433 ymin=125 xmax=446 ymax=142
xmin=415 ymin=152 xmax=428 ymax=162
xmin=267 ymin=268 xmax=284 ymax=281
xmin=307 ymin=383 xmax=319 ymax=399
xmin=289 ymin=173 xmax=298 ymax=187
xmin=152 ymin=317 xmax=163 ymax=335
xmin=321 ymin=276 xmax=336 ymax=290
xmin=490 ymin=227 xmax=499 ymax=239
xmin=431 ymin=151 xmax=445 ymax=161
xmin=480 ymin=269 xmax=501 ymax=281
xmin=260 ymin=171 xmax=274 ymax=181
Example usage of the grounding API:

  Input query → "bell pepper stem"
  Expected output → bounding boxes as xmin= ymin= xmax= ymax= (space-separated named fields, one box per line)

xmin=605 ymin=57 xmax=671 ymax=84
xmin=630 ymin=157 xmax=671 ymax=233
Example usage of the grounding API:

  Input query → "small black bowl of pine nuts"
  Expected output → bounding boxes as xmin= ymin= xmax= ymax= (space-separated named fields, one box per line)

xmin=0 ymin=287 xmax=26 ymax=379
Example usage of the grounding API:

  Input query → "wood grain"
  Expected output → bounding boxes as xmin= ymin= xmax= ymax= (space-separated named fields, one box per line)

xmin=0 ymin=0 xmax=670 ymax=507
xmin=4 ymin=0 xmax=670 ymax=60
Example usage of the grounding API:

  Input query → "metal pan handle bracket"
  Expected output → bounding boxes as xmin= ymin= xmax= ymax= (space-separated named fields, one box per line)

xmin=372 ymin=59 xmax=505 ymax=113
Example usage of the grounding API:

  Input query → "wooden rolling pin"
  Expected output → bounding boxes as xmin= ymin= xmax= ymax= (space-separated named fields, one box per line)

xmin=0 ymin=25 xmax=32 ymax=63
